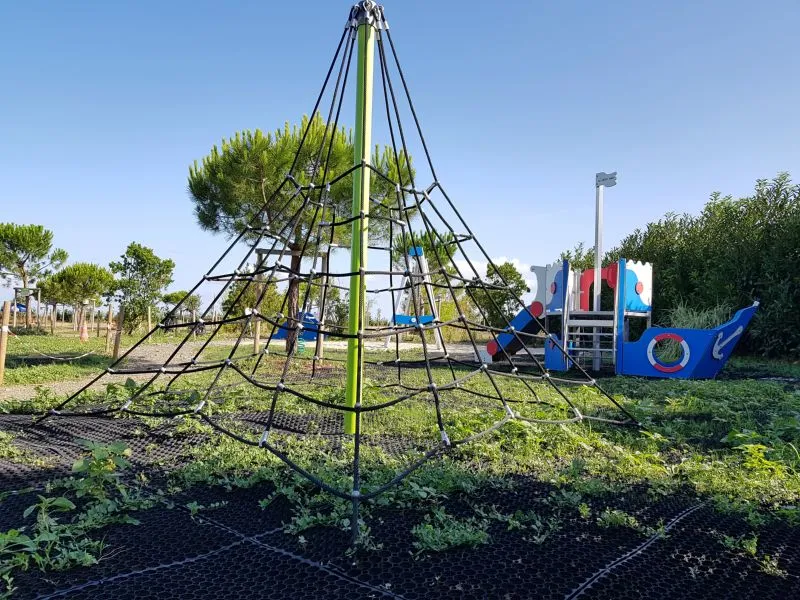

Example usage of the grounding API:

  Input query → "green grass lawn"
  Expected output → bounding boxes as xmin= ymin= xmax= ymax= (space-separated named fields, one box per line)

xmin=1 ymin=330 xmax=201 ymax=386
xmin=2 ymin=333 xmax=114 ymax=385
xmin=12 ymin=349 xmax=798 ymax=522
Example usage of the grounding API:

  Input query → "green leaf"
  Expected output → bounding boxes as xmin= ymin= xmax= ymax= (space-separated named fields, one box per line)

xmin=50 ymin=497 xmax=76 ymax=512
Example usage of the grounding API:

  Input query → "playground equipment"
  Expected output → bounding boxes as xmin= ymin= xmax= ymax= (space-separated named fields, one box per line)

xmin=22 ymin=1 xmax=638 ymax=544
xmin=386 ymin=246 xmax=443 ymax=350
xmin=270 ymin=311 xmax=320 ymax=342
xmin=488 ymin=258 xmax=758 ymax=379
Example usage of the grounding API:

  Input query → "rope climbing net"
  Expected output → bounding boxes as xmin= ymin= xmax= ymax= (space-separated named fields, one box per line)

xmin=21 ymin=1 xmax=639 ymax=540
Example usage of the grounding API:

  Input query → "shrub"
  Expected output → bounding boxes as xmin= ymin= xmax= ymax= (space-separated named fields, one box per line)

xmin=609 ymin=173 xmax=800 ymax=358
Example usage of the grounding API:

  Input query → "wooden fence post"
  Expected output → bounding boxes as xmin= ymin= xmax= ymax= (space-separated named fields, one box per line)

xmin=0 ymin=301 xmax=11 ymax=387
xmin=113 ymin=306 xmax=125 ymax=360
xmin=105 ymin=304 xmax=114 ymax=354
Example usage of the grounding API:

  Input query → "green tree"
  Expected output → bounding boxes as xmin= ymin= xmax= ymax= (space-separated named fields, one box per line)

xmin=392 ymin=231 xmax=456 ymax=281
xmin=38 ymin=275 xmax=69 ymax=307
xmin=474 ymin=262 xmax=529 ymax=329
xmin=47 ymin=263 xmax=115 ymax=327
xmin=162 ymin=290 xmax=202 ymax=321
xmin=38 ymin=274 xmax=69 ymax=332
xmin=0 ymin=223 xmax=67 ymax=327
xmin=323 ymin=286 xmax=349 ymax=329
xmin=109 ymin=243 xmax=175 ymax=334
xmin=221 ymin=267 xmax=283 ymax=322
xmin=162 ymin=290 xmax=188 ymax=313
xmin=188 ymin=114 xmax=413 ymax=349
xmin=559 ymin=242 xmax=596 ymax=271
xmin=184 ymin=293 xmax=202 ymax=315
xmin=50 ymin=263 xmax=114 ymax=304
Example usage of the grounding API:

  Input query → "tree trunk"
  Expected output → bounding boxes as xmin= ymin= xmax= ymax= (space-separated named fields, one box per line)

xmin=286 ymin=250 xmax=302 ymax=353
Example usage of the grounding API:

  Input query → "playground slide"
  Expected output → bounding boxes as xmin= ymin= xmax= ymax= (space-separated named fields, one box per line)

xmin=486 ymin=302 xmax=544 ymax=361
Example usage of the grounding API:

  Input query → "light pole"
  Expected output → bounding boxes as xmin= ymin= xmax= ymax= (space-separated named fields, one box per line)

xmin=594 ymin=171 xmax=617 ymax=370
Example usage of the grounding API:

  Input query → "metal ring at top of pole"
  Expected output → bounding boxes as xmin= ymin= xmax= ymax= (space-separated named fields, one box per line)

xmin=347 ymin=1 xmax=388 ymax=30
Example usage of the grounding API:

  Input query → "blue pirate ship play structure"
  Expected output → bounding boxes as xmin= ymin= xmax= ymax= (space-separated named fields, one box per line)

xmin=487 ymin=259 xmax=759 ymax=379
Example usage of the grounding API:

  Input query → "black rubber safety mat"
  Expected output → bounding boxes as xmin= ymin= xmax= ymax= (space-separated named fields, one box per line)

xmin=3 ymin=415 xmax=799 ymax=599
xmin=576 ymin=506 xmax=800 ymax=599
xmin=6 ymin=487 xmax=800 ymax=598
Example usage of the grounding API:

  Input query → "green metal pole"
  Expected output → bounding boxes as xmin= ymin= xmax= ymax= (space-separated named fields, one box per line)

xmin=344 ymin=11 xmax=375 ymax=435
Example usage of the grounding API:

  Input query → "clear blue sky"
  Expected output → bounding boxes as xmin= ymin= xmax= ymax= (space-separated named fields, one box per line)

xmin=2 ymin=0 xmax=798 ymax=307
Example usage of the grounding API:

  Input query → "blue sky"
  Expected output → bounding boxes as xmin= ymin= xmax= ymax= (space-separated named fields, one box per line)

xmin=1 ymin=0 xmax=798 ymax=309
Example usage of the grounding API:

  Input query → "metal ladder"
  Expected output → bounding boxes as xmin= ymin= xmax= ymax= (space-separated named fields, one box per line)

xmin=564 ymin=311 xmax=616 ymax=370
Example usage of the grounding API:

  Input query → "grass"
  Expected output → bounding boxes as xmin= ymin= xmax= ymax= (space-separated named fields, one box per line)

xmin=654 ymin=301 xmax=733 ymax=362
xmin=727 ymin=356 xmax=800 ymax=379
xmin=411 ymin=507 xmax=490 ymax=553
xmin=0 ymin=440 xmax=156 ymax=596
xmin=665 ymin=301 xmax=734 ymax=330
xmin=66 ymin=353 xmax=800 ymax=521
xmin=1 ymin=328 xmax=219 ymax=387
xmin=3 ymin=333 xmax=110 ymax=384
